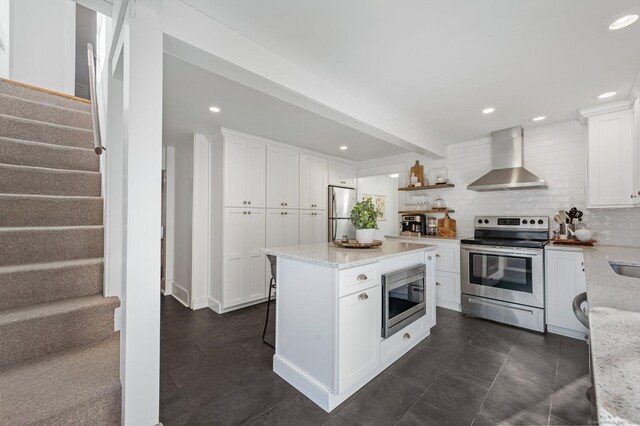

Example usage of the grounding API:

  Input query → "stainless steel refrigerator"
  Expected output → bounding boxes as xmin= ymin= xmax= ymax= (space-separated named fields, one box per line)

xmin=328 ymin=185 xmax=357 ymax=242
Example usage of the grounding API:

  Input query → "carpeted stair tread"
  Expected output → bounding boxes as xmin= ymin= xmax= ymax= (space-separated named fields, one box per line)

xmin=0 ymin=226 xmax=104 ymax=266
xmin=0 ymin=79 xmax=92 ymax=113
xmin=0 ymin=114 xmax=94 ymax=149
xmin=0 ymin=258 xmax=104 ymax=310
xmin=0 ymin=163 xmax=101 ymax=196
xmin=0 ymin=137 xmax=99 ymax=172
xmin=0 ymin=295 xmax=120 ymax=367
xmin=0 ymin=194 xmax=103 ymax=227
xmin=0 ymin=332 xmax=121 ymax=425
xmin=0 ymin=93 xmax=93 ymax=129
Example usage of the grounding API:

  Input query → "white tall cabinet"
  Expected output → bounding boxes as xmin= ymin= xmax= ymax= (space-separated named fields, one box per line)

xmin=329 ymin=160 xmax=357 ymax=188
xmin=545 ymin=247 xmax=588 ymax=340
xmin=580 ymin=101 xmax=640 ymax=208
xmin=205 ymin=128 xmax=352 ymax=313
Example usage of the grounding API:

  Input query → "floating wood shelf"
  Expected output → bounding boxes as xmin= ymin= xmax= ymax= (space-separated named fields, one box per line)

xmin=398 ymin=209 xmax=455 ymax=214
xmin=398 ymin=184 xmax=455 ymax=191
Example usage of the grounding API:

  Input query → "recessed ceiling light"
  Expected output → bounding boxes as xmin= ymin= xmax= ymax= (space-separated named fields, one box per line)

xmin=532 ymin=116 xmax=546 ymax=122
xmin=482 ymin=107 xmax=495 ymax=114
xmin=609 ymin=14 xmax=638 ymax=30
xmin=209 ymin=106 xmax=221 ymax=112
xmin=340 ymin=146 xmax=348 ymax=150
xmin=598 ymin=92 xmax=617 ymax=99
xmin=389 ymin=173 xmax=399 ymax=178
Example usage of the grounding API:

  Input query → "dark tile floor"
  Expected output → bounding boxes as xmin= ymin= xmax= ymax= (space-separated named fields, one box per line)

xmin=160 ymin=296 xmax=593 ymax=426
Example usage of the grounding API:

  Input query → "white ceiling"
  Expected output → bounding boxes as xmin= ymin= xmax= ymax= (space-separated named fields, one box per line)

xmin=182 ymin=0 xmax=640 ymax=144
xmin=162 ymin=53 xmax=406 ymax=160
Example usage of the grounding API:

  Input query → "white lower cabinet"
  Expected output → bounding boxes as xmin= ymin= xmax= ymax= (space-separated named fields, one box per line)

xmin=223 ymin=208 xmax=266 ymax=308
xmin=545 ymin=248 xmax=588 ymax=339
xmin=435 ymin=270 xmax=461 ymax=312
xmin=299 ymin=211 xmax=327 ymax=244
xmin=337 ymin=284 xmax=381 ymax=393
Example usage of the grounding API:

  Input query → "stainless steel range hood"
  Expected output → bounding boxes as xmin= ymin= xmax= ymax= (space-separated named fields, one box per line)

xmin=467 ymin=127 xmax=547 ymax=191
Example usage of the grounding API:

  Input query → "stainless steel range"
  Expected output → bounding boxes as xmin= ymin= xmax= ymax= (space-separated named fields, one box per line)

xmin=460 ymin=216 xmax=549 ymax=332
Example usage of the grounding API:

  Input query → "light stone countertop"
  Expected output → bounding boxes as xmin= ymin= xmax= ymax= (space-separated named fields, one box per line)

xmin=261 ymin=240 xmax=435 ymax=269
xmin=385 ymin=234 xmax=469 ymax=243
xmin=548 ymin=244 xmax=640 ymax=425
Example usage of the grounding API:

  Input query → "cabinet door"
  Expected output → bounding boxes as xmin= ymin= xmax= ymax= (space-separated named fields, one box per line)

xmin=245 ymin=209 xmax=266 ymax=302
xmin=266 ymin=210 xmax=284 ymax=248
xmin=338 ymin=285 xmax=381 ymax=393
xmin=282 ymin=211 xmax=299 ymax=246
xmin=246 ymin=142 xmax=266 ymax=208
xmin=224 ymin=138 xmax=248 ymax=207
xmin=436 ymin=270 xmax=461 ymax=311
xmin=342 ymin=163 xmax=357 ymax=188
xmin=299 ymin=211 xmax=313 ymax=245
xmin=311 ymin=157 xmax=328 ymax=210
xmin=282 ymin=149 xmax=300 ymax=209
xmin=329 ymin=161 xmax=356 ymax=188
xmin=545 ymin=250 xmax=588 ymax=335
xmin=587 ymin=109 xmax=635 ymax=207
xmin=223 ymin=208 xmax=246 ymax=307
xmin=425 ymin=252 xmax=437 ymax=329
xmin=312 ymin=211 xmax=327 ymax=243
xmin=266 ymin=147 xmax=285 ymax=209
xmin=435 ymin=243 xmax=460 ymax=273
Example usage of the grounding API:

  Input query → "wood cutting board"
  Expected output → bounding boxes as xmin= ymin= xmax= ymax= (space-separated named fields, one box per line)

xmin=409 ymin=161 xmax=425 ymax=185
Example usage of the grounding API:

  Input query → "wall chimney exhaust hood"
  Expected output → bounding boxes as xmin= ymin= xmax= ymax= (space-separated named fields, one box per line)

xmin=467 ymin=127 xmax=547 ymax=192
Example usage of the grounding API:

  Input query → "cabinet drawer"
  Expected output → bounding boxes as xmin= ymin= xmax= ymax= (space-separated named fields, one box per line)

xmin=435 ymin=244 xmax=459 ymax=273
xmin=338 ymin=263 xmax=381 ymax=297
xmin=381 ymin=317 xmax=426 ymax=364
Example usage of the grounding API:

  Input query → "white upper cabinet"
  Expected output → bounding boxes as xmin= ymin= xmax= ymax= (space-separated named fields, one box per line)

xmin=299 ymin=211 xmax=327 ymax=244
xmin=266 ymin=146 xmax=300 ymax=209
xmin=580 ymin=102 xmax=639 ymax=208
xmin=224 ymin=136 xmax=266 ymax=208
xmin=329 ymin=161 xmax=357 ymax=188
xmin=300 ymin=154 xmax=328 ymax=210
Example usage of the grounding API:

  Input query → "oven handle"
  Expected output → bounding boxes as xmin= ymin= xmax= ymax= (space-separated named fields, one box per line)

xmin=461 ymin=245 xmax=542 ymax=257
xmin=467 ymin=297 xmax=534 ymax=315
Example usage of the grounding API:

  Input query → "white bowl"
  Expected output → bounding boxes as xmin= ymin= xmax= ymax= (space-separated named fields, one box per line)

xmin=575 ymin=229 xmax=593 ymax=242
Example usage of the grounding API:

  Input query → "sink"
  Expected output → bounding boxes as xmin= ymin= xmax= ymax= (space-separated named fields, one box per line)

xmin=609 ymin=263 xmax=640 ymax=279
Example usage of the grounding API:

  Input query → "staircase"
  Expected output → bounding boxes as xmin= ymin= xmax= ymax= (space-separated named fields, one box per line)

xmin=0 ymin=79 xmax=121 ymax=425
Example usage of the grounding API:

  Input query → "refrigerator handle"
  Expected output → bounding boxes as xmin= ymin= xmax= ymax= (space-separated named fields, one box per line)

xmin=332 ymin=220 xmax=337 ymax=242
xmin=331 ymin=189 xmax=337 ymax=218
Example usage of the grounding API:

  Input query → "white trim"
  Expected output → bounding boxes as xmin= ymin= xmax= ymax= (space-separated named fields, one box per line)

xmin=165 ymin=146 xmax=176 ymax=292
xmin=578 ymin=100 xmax=632 ymax=120
xmin=630 ymin=69 xmax=640 ymax=102
xmin=207 ymin=296 xmax=270 ymax=314
xmin=172 ymin=283 xmax=190 ymax=307
xmin=164 ymin=280 xmax=174 ymax=296
xmin=207 ymin=296 xmax=221 ymax=313
xmin=547 ymin=325 xmax=587 ymax=341
xmin=190 ymin=134 xmax=210 ymax=309
xmin=73 ymin=0 xmax=113 ymax=17
xmin=436 ymin=300 xmax=461 ymax=312
xmin=191 ymin=297 xmax=209 ymax=310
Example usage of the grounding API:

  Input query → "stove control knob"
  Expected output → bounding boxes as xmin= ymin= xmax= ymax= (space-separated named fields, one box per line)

xmin=478 ymin=219 xmax=483 ymax=224
xmin=522 ymin=219 xmax=527 ymax=224
xmin=538 ymin=219 xmax=544 ymax=225
xmin=529 ymin=220 xmax=536 ymax=224
xmin=484 ymin=219 xmax=489 ymax=224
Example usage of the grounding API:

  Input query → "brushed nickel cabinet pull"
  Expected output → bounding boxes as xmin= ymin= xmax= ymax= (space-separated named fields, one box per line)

xmin=436 ymin=282 xmax=441 ymax=286
xmin=357 ymin=274 xmax=368 ymax=281
xmin=428 ymin=256 xmax=432 ymax=260
xmin=403 ymin=333 xmax=410 ymax=340
xmin=436 ymin=254 xmax=441 ymax=258
xmin=357 ymin=293 xmax=368 ymax=301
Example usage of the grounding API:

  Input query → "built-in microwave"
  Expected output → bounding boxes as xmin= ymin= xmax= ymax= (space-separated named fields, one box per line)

xmin=382 ymin=264 xmax=426 ymax=338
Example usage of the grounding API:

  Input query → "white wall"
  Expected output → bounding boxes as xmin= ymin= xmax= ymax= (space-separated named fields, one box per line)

xmin=171 ymin=138 xmax=194 ymax=305
xmin=357 ymin=175 xmax=399 ymax=241
xmin=359 ymin=119 xmax=640 ymax=247
xmin=8 ymin=0 xmax=76 ymax=94
xmin=0 ymin=0 xmax=10 ymax=79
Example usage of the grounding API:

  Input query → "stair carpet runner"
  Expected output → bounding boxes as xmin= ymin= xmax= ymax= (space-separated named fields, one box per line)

xmin=0 ymin=79 xmax=121 ymax=425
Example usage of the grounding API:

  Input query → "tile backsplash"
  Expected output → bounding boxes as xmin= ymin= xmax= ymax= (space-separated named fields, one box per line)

xmin=360 ymin=120 xmax=640 ymax=246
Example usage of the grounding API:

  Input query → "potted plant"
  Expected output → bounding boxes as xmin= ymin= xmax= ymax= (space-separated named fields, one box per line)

xmin=350 ymin=198 xmax=382 ymax=244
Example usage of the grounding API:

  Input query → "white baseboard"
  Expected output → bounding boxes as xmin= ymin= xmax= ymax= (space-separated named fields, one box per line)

xmin=171 ymin=283 xmax=190 ymax=307
xmin=207 ymin=297 xmax=222 ymax=313
xmin=436 ymin=301 xmax=461 ymax=312
xmin=192 ymin=297 xmax=209 ymax=310
xmin=207 ymin=296 xmax=270 ymax=314
xmin=164 ymin=280 xmax=173 ymax=296
xmin=547 ymin=325 xmax=587 ymax=341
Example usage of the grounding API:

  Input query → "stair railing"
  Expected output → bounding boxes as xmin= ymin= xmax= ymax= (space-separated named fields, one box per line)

xmin=87 ymin=43 xmax=104 ymax=155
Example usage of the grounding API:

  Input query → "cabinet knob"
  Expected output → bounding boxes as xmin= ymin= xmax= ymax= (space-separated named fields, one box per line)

xmin=281 ymin=212 xmax=284 ymax=215
xmin=436 ymin=254 xmax=441 ymax=258
xmin=281 ymin=202 xmax=284 ymax=206
xmin=247 ymin=201 xmax=251 ymax=204
xmin=357 ymin=274 xmax=368 ymax=281
xmin=428 ymin=256 xmax=432 ymax=260
xmin=243 ymin=201 xmax=247 ymax=204
xmin=243 ymin=211 xmax=247 ymax=214
xmin=436 ymin=282 xmax=441 ymax=286
xmin=284 ymin=203 xmax=288 ymax=206
xmin=402 ymin=333 xmax=411 ymax=340
xmin=285 ymin=212 xmax=288 ymax=215
xmin=248 ymin=211 xmax=251 ymax=215
xmin=357 ymin=293 xmax=369 ymax=301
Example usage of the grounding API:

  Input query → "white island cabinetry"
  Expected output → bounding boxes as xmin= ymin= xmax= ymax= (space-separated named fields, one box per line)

xmin=263 ymin=241 xmax=436 ymax=412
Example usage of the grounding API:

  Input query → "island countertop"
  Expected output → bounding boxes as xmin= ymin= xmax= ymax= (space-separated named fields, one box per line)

xmin=261 ymin=241 xmax=436 ymax=269
xmin=548 ymin=244 xmax=640 ymax=425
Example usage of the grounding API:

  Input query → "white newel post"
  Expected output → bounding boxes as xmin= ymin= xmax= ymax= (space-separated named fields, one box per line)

xmin=119 ymin=16 xmax=163 ymax=426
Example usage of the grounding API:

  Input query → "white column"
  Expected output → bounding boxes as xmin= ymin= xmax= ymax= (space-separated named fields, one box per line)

xmin=191 ymin=134 xmax=210 ymax=309
xmin=120 ymin=16 xmax=162 ymax=426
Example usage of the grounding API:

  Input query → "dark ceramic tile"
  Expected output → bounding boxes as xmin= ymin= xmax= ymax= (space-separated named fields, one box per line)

xmin=248 ymin=394 xmax=332 ymax=425
xmin=549 ymin=415 xmax=573 ymax=425
xmin=468 ymin=322 xmax=521 ymax=355
xmin=479 ymin=372 xmax=552 ymax=425
xmin=387 ymin=346 xmax=456 ymax=389
xmin=240 ymin=335 xmax=277 ymax=356
xmin=442 ymin=315 xmax=486 ymax=336
xmin=550 ymin=373 xmax=593 ymax=426
xmin=444 ymin=346 xmax=507 ymax=387
xmin=471 ymin=415 xmax=497 ymax=426
xmin=500 ymin=344 xmax=559 ymax=390
xmin=420 ymin=370 xmax=490 ymax=420
xmin=196 ymin=327 xmax=260 ymax=354
xmin=420 ymin=329 xmax=470 ymax=356
xmin=161 ymin=345 xmax=207 ymax=372
xmin=397 ymin=400 xmax=473 ymax=426
xmin=167 ymin=347 xmax=253 ymax=389
xmin=338 ymin=373 xmax=424 ymax=425
xmin=557 ymin=337 xmax=589 ymax=379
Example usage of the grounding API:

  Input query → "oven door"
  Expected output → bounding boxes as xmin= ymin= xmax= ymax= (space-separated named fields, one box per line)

xmin=461 ymin=245 xmax=544 ymax=308
xmin=382 ymin=264 xmax=426 ymax=338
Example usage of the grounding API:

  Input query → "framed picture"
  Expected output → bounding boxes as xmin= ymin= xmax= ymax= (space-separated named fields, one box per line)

xmin=428 ymin=167 xmax=449 ymax=185
xmin=375 ymin=195 xmax=386 ymax=221
xmin=361 ymin=194 xmax=373 ymax=202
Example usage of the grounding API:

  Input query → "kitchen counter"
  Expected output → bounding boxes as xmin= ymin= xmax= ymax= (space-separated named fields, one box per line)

xmin=261 ymin=240 xmax=435 ymax=269
xmin=548 ymin=244 xmax=640 ymax=425
xmin=385 ymin=234 xmax=468 ymax=243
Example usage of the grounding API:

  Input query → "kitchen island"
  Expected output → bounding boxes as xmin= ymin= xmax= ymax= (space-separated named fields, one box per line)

xmin=261 ymin=241 xmax=437 ymax=412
